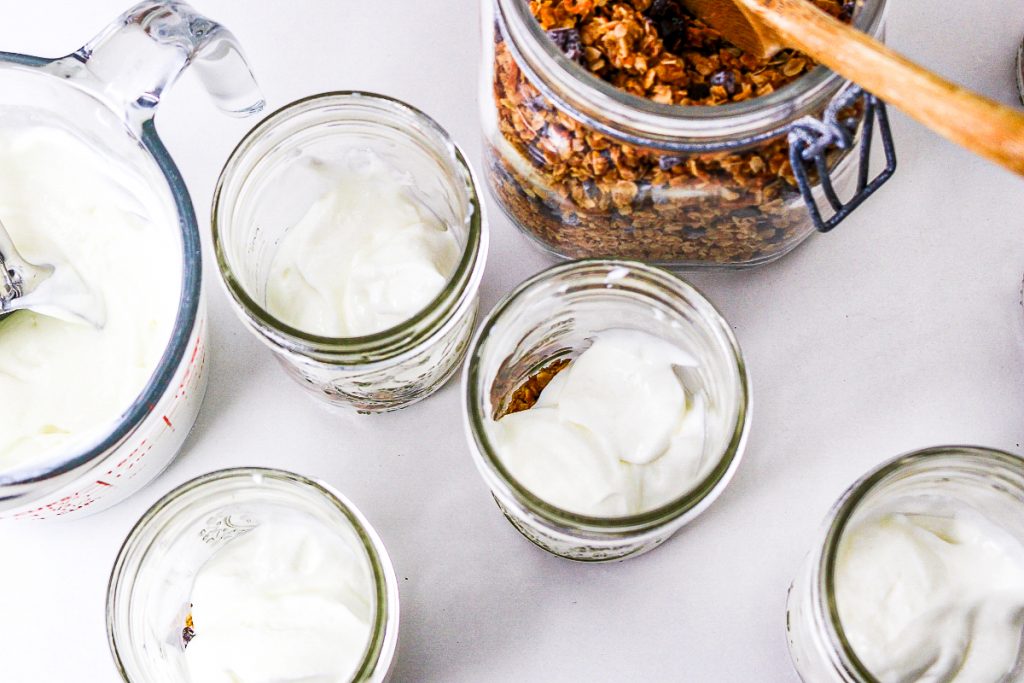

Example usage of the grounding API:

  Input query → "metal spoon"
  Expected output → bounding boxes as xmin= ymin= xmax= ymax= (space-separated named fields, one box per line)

xmin=0 ymin=217 xmax=105 ymax=327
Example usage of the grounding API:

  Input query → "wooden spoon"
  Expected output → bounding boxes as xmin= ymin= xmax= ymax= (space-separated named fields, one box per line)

xmin=681 ymin=0 xmax=1024 ymax=177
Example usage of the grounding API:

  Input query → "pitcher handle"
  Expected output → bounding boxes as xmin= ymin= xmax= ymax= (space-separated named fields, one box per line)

xmin=50 ymin=0 xmax=264 ymax=126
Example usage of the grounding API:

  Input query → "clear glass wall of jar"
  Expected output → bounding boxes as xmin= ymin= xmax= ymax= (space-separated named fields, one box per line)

xmin=462 ymin=260 xmax=751 ymax=561
xmin=786 ymin=447 xmax=1024 ymax=682
xmin=213 ymin=93 xmax=487 ymax=413
xmin=480 ymin=0 xmax=891 ymax=268
xmin=107 ymin=468 xmax=400 ymax=683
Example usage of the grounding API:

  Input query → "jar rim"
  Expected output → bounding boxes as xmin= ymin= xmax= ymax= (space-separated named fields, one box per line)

xmin=211 ymin=91 xmax=486 ymax=364
xmin=815 ymin=445 xmax=1024 ymax=682
xmin=464 ymin=259 xmax=751 ymax=533
xmin=495 ymin=0 xmax=889 ymax=148
xmin=106 ymin=467 xmax=397 ymax=683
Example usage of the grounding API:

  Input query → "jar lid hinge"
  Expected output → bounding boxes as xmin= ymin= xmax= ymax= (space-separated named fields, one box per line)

xmin=788 ymin=87 xmax=897 ymax=234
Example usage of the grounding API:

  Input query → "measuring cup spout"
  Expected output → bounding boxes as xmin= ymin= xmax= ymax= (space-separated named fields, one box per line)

xmin=54 ymin=0 xmax=264 ymax=127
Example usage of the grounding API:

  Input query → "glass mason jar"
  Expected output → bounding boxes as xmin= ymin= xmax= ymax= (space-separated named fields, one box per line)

xmin=786 ymin=446 xmax=1024 ymax=682
xmin=463 ymin=259 xmax=751 ymax=561
xmin=480 ymin=0 xmax=894 ymax=268
xmin=213 ymin=93 xmax=488 ymax=413
xmin=108 ymin=468 xmax=400 ymax=683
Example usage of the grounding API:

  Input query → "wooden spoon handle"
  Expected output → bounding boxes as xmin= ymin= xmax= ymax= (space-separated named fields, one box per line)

xmin=741 ymin=0 xmax=1024 ymax=176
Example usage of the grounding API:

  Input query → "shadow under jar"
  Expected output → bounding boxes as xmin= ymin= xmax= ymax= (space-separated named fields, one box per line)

xmin=213 ymin=93 xmax=487 ymax=413
xmin=786 ymin=447 xmax=1024 ymax=682
xmin=481 ymin=0 xmax=895 ymax=268
xmin=463 ymin=260 xmax=751 ymax=561
xmin=107 ymin=468 xmax=400 ymax=683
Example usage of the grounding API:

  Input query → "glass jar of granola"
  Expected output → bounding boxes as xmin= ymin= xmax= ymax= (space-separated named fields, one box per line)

xmin=481 ymin=0 xmax=894 ymax=268
xmin=462 ymin=260 xmax=751 ymax=561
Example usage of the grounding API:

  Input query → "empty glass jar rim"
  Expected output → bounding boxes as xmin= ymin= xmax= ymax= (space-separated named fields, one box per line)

xmin=464 ymin=259 xmax=751 ymax=533
xmin=211 ymin=91 xmax=485 ymax=362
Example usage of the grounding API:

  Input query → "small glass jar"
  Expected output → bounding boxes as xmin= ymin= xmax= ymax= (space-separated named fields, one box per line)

xmin=107 ymin=468 xmax=399 ymax=683
xmin=786 ymin=446 xmax=1024 ymax=682
xmin=213 ymin=93 xmax=488 ymax=413
xmin=480 ymin=0 xmax=893 ymax=268
xmin=462 ymin=259 xmax=751 ymax=561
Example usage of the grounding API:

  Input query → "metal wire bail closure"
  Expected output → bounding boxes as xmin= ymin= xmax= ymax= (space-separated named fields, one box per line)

xmin=787 ymin=85 xmax=897 ymax=233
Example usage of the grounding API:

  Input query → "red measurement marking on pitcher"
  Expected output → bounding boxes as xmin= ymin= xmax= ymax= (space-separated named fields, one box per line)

xmin=105 ymin=440 xmax=152 ymax=478
xmin=7 ymin=328 xmax=206 ymax=520
xmin=177 ymin=330 xmax=204 ymax=398
xmin=14 ymin=480 xmax=109 ymax=519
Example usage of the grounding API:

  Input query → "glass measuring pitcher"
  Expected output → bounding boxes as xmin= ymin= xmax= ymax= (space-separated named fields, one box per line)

xmin=0 ymin=0 xmax=262 ymax=520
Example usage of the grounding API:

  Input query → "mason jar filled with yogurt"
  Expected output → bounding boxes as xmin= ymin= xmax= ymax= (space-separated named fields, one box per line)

xmin=213 ymin=92 xmax=487 ymax=413
xmin=107 ymin=468 xmax=399 ymax=683
xmin=462 ymin=260 xmax=751 ymax=561
xmin=786 ymin=446 xmax=1024 ymax=682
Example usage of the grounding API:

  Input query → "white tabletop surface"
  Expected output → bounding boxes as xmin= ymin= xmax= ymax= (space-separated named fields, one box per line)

xmin=1 ymin=1 xmax=1023 ymax=681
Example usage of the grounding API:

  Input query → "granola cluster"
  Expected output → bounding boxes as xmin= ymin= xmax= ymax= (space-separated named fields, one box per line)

xmin=501 ymin=358 xmax=570 ymax=416
xmin=487 ymin=0 xmax=860 ymax=264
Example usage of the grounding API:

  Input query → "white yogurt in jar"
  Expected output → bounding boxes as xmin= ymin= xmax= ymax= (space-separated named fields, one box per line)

xmin=836 ymin=509 xmax=1024 ymax=682
xmin=0 ymin=121 xmax=179 ymax=472
xmin=185 ymin=520 xmax=374 ymax=683
xmin=488 ymin=329 xmax=714 ymax=517
xmin=266 ymin=149 xmax=461 ymax=338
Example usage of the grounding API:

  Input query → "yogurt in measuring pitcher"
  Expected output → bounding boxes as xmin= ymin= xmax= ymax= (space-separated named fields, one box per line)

xmin=488 ymin=329 xmax=715 ymax=517
xmin=265 ymin=149 xmax=461 ymax=338
xmin=0 ymin=121 xmax=180 ymax=471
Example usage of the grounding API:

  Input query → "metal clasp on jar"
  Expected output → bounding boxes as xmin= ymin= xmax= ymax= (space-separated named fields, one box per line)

xmin=787 ymin=85 xmax=897 ymax=233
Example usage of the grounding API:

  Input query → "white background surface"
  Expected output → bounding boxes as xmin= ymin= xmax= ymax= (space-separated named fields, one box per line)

xmin=1 ymin=1 xmax=1023 ymax=681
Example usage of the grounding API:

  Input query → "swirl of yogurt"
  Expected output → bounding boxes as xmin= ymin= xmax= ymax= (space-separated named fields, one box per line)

xmin=836 ymin=509 xmax=1024 ymax=682
xmin=265 ymin=149 xmax=461 ymax=338
xmin=0 ymin=121 xmax=179 ymax=472
xmin=488 ymin=329 xmax=715 ymax=517
xmin=184 ymin=520 xmax=374 ymax=683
